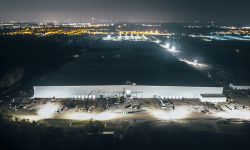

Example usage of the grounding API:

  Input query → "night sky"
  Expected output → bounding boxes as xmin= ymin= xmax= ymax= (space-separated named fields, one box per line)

xmin=0 ymin=0 xmax=250 ymax=24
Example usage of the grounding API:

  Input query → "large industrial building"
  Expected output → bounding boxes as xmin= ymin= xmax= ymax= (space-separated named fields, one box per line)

xmin=229 ymin=83 xmax=250 ymax=90
xmin=34 ymin=85 xmax=224 ymax=99
xmin=33 ymin=41 xmax=226 ymax=102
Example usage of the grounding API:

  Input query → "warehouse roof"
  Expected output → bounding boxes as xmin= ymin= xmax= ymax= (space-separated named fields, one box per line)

xmin=36 ymin=41 xmax=217 ymax=87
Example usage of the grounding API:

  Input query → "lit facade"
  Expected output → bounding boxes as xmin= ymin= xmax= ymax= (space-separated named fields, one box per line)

xmin=229 ymin=83 xmax=250 ymax=90
xmin=33 ymin=85 xmax=224 ymax=101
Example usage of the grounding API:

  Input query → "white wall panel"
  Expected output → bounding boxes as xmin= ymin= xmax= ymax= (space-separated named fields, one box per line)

xmin=33 ymin=85 xmax=223 ymax=99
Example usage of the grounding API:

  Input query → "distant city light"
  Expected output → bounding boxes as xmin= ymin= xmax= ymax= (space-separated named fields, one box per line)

xmin=159 ymin=43 xmax=179 ymax=53
xmin=170 ymin=46 xmax=176 ymax=52
xmin=165 ymin=43 xmax=170 ymax=48
xmin=155 ymin=39 xmax=160 ymax=44
xmin=180 ymin=59 xmax=209 ymax=70
xmin=107 ymin=34 xmax=111 ymax=40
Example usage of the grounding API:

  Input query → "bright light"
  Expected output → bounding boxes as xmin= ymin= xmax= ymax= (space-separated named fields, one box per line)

xmin=180 ymin=59 xmax=209 ymax=70
xmin=37 ymin=103 xmax=60 ymax=119
xmin=155 ymin=39 xmax=160 ymax=44
xmin=118 ymin=35 xmax=121 ymax=40
xmin=165 ymin=43 xmax=170 ymax=48
xmin=213 ymin=109 xmax=250 ymax=120
xmin=107 ymin=34 xmax=111 ymax=40
xmin=61 ymin=111 xmax=118 ymax=121
xmin=171 ymin=46 xmax=175 ymax=51
xmin=152 ymin=107 xmax=190 ymax=120
xmin=169 ymin=46 xmax=179 ymax=52
xmin=94 ymin=112 xmax=117 ymax=121
xmin=125 ymin=34 xmax=129 ymax=40
xmin=159 ymin=44 xmax=179 ymax=53
xmin=63 ymin=112 xmax=93 ymax=120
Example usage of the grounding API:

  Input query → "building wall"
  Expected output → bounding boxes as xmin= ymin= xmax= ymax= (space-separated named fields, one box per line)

xmin=229 ymin=83 xmax=250 ymax=90
xmin=33 ymin=85 xmax=223 ymax=99
xmin=199 ymin=96 xmax=227 ymax=103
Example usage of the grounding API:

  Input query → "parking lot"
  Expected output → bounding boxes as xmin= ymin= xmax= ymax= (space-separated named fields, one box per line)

xmin=6 ymin=89 xmax=249 ymax=129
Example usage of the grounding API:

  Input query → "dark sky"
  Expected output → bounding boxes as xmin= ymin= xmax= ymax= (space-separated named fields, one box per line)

xmin=0 ymin=0 xmax=250 ymax=24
